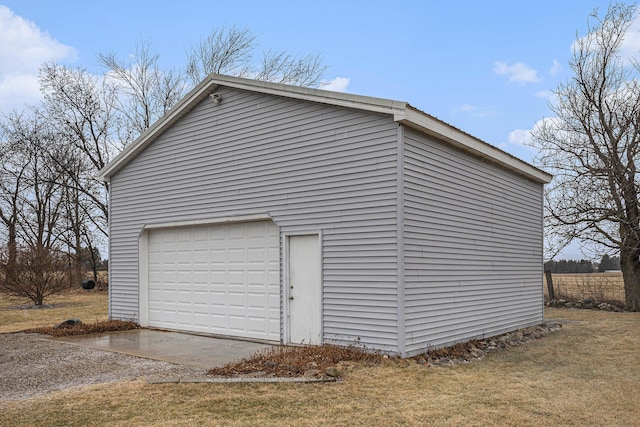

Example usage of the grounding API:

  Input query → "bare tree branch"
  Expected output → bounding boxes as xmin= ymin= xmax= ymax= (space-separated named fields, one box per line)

xmin=99 ymin=38 xmax=187 ymax=144
xmin=186 ymin=26 xmax=327 ymax=88
xmin=186 ymin=25 xmax=256 ymax=85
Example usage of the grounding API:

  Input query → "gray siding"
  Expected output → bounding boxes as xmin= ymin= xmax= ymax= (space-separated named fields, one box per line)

xmin=402 ymin=128 xmax=544 ymax=355
xmin=109 ymin=87 xmax=400 ymax=351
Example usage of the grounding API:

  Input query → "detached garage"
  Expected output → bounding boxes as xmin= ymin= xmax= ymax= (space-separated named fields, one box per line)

xmin=99 ymin=74 xmax=552 ymax=357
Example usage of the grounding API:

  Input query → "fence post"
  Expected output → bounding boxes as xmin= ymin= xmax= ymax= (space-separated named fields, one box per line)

xmin=545 ymin=270 xmax=555 ymax=300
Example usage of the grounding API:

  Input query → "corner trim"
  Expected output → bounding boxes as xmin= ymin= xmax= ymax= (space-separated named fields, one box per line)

xmin=396 ymin=123 xmax=406 ymax=357
xmin=138 ymin=229 xmax=149 ymax=327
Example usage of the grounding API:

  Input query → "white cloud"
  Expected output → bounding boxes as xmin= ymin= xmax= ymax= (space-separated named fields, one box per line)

xmin=319 ymin=76 xmax=350 ymax=92
xmin=493 ymin=61 xmax=541 ymax=83
xmin=509 ymin=117 xmax=561 ymax=148
xmin=549 ymin=59 xmax=561 ymax=76
xmin=453 ymin=103 xmax=495 ymax=118
xmin=0 ymin=74 xmax=41 ymax=104
xmin=0 ymin=6 xmax=75 ymax=112
xmin=535 ymin=89 xmax=554 ymax=99
xmin=508 ymin=128 xmax=532 ymax=146
xmin=619 ymin=13 xmax=640 ymax=60
xmin=458 ymin=104 xmax=477 ymax=112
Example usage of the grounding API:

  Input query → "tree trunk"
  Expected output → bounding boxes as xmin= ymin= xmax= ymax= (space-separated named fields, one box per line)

xmin=545 ymin=270 xmax=555 ymax=300
xmin=72 ymin=188 xmax=83 ymax=287
xmin=620 ymin=246 xmax=640 ymax=311
xmin=7 ymin=223 xmax=16 ymax=272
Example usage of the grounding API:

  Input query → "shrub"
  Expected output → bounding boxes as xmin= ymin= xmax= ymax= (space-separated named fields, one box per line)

xmin=0 ymin=246 xmax=74 ymax=306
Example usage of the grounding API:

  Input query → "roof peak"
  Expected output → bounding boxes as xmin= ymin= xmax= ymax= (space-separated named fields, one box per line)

xmin=98 ymin=73 xmax=551 ymax=184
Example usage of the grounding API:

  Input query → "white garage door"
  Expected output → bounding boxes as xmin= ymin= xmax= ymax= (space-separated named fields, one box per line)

xmin=147 ymin=221 xmax=280 ymax=341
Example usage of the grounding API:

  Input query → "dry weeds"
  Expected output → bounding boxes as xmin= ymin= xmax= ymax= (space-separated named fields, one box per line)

xmin=209 ymin=344 xmax=383 ymax=378
xmin=23 ymin=319 xmax=138 ymax=337
xmin=545 ymin=272 xmax=625 ymax=305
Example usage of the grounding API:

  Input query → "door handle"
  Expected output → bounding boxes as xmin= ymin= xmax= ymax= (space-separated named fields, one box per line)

xmin=289 ymin=296 xmax=294 ymax=300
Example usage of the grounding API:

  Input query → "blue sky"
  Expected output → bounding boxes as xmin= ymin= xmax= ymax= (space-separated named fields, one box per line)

xmin=0 ymin=0 xmax=635 ymax=259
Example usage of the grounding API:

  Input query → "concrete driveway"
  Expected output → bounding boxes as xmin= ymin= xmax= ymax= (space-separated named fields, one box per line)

xmin=54 ymin=329 xmax=275 ymax=369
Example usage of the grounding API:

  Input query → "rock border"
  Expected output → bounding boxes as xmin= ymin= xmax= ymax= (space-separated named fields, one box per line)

xmin=410 ymin=321 xmax=564 ymax=367
xmin=546 ymin=298 xmax=625 ymax=312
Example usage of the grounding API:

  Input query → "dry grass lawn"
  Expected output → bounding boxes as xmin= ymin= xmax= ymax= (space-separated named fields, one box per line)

xmin=0 ymin=294 xmax=638 ymax=426
xmin=0 ymin=289 xmax=108 ymax=333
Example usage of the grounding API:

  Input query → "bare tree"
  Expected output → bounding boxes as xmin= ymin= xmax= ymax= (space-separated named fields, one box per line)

xmin=38 ymin=63 xmax=115 ymax=237
xmin=1 ymin=111 xmax=65 ymax=251
xmin=186 ymin=25 xmax=256 ymax=85
xmin=531 ymin=3 xmax=640 ymax=311
xmin=51 ymin=143 xmax=95 ymax=285
xmin=0 ymin=121 xmax=29 ymax=271
xmin=256 ymin=50 xmax=326 ymax=87
xmin=98 ymin=39 xmax=187 ymax=144
xmin=0 ymin=245 xmax=73 ymax=306
xmin=0 ymin=112 xmax=75 ymax=305
xmin=186 ymin=25 xmax=327 ymax=87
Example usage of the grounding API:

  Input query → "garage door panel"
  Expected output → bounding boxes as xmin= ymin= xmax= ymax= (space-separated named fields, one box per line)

xmin=147 ymin=221 xmax=280 ymax=341
xmin=192 ymin=249 xmax=209 ymax=263
xmin=192 ymin=274 xmax=209 ymax=285
xmin=247 ymin=292 xmax=267 ymax=307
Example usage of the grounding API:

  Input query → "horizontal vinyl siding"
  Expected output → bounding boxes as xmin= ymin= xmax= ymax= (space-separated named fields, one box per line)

xmin=109 ymin=87 xmax=399 ymax=351
xmin=402 ymin=128 xmax=543 ymax=355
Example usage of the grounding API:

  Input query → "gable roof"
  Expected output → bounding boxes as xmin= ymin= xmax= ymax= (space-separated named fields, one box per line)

xmin=98 ymin=74 xmax=552 ymax=183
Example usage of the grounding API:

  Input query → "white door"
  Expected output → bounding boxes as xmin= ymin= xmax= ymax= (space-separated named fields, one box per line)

xmin=288 ymin=234 xmax=322 ymax=344
xmin=147 ymin=221 xmax=280 ymax=341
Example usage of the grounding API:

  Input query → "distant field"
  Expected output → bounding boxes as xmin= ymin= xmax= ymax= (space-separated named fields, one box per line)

xmin=544 ymin=272 xmax=625 ymax=305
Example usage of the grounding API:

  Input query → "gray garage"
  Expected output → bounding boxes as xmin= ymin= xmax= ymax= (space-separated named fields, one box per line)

xmin=99 ymin=74 xmax=551 ymax=357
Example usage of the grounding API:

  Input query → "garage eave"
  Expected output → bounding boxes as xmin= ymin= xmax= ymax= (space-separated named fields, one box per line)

xmin=395 ymin=107 xmax=552 ymax=184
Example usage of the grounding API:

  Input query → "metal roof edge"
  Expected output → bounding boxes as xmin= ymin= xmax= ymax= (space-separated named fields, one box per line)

xmin=209 ymin=74 xmax=408 ymax=115
xmin=397 ymin=107 xmax=552 ymax=184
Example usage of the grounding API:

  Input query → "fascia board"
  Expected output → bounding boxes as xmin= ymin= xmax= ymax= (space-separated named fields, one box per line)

xmin=396 ymin=108 xmax=553 ymax=184
xmin=210 ymin=74 xmax=408 ymax=116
